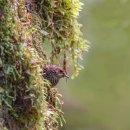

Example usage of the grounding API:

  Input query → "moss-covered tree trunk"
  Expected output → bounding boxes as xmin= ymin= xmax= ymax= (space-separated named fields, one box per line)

xmin=0 ymin=0 xmax=87 ymax=130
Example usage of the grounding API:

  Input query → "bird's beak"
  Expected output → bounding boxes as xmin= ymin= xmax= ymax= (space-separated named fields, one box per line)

xmin=64 ymin=74 xmax=69 ymax=78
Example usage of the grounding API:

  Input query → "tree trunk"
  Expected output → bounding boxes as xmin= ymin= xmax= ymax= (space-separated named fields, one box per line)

xmin=0 ymin=0 xmax=87 ymax=129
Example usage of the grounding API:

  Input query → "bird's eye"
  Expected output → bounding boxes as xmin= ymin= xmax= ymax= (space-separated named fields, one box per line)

xmin=59 ymin=70 xmax=63 ymax=73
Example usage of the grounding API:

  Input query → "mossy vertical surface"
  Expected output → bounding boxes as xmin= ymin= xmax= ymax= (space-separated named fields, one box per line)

xmin=0 ymin=0 xmax=46 ymax=129
xmin=0 ymin=0 xmax=87 ymax=129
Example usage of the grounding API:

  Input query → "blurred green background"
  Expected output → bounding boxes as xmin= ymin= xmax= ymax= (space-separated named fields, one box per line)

xmin=60 ymin=0 xmax=130 ymax=130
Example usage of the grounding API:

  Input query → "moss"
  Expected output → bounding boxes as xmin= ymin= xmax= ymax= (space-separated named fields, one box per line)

xmin=0 ymin=0 xmax=46 ymax=129
xmin=36 ymin=0 xmax=88 ymax=78
xmin=0 ymin=0 xmax=87 ymax=129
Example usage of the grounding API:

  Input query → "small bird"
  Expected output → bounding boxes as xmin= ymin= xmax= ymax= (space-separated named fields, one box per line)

xmin=43 ymin=65 xmax=69 ymax=87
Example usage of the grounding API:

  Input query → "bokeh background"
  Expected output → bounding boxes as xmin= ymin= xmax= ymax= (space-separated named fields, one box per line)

xmin=60 ymin=0 xmax=130 ymax=130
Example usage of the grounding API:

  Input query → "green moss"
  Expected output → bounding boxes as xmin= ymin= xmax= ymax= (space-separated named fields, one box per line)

xmin=0 ymin=0 xmax=87 ymax=129
xmin=0 ymin=0 xmax=46 ymax=129
xmin=36 ymin=0 xmax=88 ymax=78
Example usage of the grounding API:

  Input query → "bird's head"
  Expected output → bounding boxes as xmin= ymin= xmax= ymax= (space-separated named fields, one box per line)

xmin=43 ymin=65 xmax=69 ymax=79
xmin=55 ymin=66 xmax=69 ymax=78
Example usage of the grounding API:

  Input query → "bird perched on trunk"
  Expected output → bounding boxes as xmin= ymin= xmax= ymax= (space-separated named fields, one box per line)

xmin=43 ymin=65 xmax=69 ymax=87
